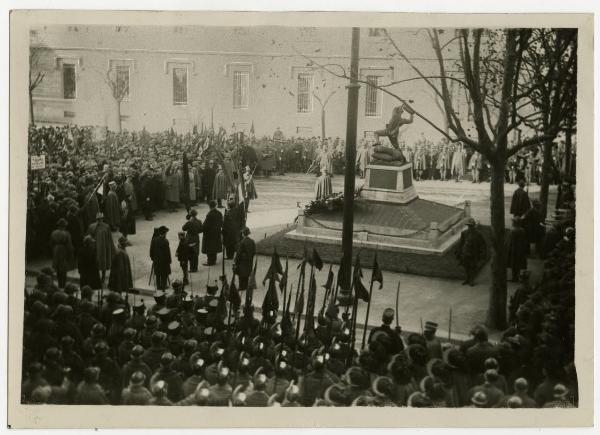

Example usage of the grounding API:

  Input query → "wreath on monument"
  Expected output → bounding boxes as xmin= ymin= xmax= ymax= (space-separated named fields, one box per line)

xmin=304 ymin=187 xmax=363 ymax=216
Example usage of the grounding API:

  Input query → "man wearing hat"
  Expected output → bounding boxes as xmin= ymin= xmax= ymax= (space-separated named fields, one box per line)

xmin=121 ymin=371 xmax=153 ymax=405
xmin=182 ymin=208 xmax=203 ymax=272
xmin=467 ymin=369 xmax=505 ymax=408
xmin=49 ymin=218 xmax=76 ymax=289
xmin=368 ymin=308 xmax=404 ymax=354
xmin=234 ymin=227 xmax=256 ymax=291
xmin=150 ymin=352 xmax=184 ymax=402
xmin=104 ymin=180 xmax=121 ymax=231
xmin=108 ymin=236 xmax=134 ymax=296
xmin=121 ymin=345 xmax=152 ymax=388
xmin=150 ymin=226 xmax=172 ymax=290
xmin=176 ymin=231 xmax=193 ymax=285
xmin=87 ymin=212 xmax=116 ymax=285
xmin=222 ymin=199 xmax=245 ymax=260
xmin=201 ymin=201 xmax=223 ymax=266
xmin=456 ymin=217 xmax=486 ymax=286
xmin=510 ymin=179 xmax=531 ymax=219
xmin=243 ymin=165 xmax=257 ymax=213
xmin=423 ymin=321 xmax=442 ymax=359
xmin=211 ymin=164 xmax=227 ymax=208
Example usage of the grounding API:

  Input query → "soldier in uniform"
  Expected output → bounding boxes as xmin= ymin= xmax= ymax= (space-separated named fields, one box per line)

xmin=182 ymin=208 xmax=203 ymax=273
xmin=368 ymin=308 xmax=404 ymax=354
xmin=456 ymin=218 xmax=486 ymax=286
xmin=150 ymin=226 xmax=171 ymax=290
xmin=234 ymin=227 xmax=256 ymax=292
xmin=422 ymin=321 xmax=442 ymax=360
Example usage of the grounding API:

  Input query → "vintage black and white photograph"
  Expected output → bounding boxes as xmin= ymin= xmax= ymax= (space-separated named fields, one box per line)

xmin=7 ymin=9 xmax=595 ymax=428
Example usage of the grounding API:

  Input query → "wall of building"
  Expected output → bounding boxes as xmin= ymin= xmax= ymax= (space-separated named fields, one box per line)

xmin=30 ymin=25 xmax=472 ymax=145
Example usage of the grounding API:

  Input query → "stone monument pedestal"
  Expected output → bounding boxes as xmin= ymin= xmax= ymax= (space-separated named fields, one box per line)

xmin=286 ymin=162 xmax=470 ymax=255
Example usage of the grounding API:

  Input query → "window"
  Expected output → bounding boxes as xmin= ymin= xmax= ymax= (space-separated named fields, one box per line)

xmin=63 ymin=64 xmax=76 ymax=99
xmin=365 ymin=75 xmax=381 ymax=117
xmin=233 ymin=71 xmax=249 ymax=109
xmin=173 ymin=67 xmax=188 ymax=105
xmin=368 ymin=28 xmax=385 ymax=37
xmin=297 ymin=73 xmax=313 ymax=113
xmin=115 ymin=65 xmax=130 ymax=100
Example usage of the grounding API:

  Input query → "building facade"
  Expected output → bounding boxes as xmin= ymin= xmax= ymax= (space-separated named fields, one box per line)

xmin=30 ymin=25 xmax=471 ymax=144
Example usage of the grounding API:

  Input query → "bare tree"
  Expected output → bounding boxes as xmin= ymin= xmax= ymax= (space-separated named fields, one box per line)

xmin=312 ymin=70 xmax=342 ymax=139
xmin=518 ymin=28 xmax=577 ymax=220
xmin=29 ymin=46 xmax=46 ymax=125
xmin=296 ymin=28 xmax=573 ymax=329
xmin=104 ymin=65 xmax=129 ymax=133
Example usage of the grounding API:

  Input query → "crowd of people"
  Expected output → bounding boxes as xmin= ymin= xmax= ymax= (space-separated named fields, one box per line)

xmin=22 ymin=124 xmax=577 ymax=408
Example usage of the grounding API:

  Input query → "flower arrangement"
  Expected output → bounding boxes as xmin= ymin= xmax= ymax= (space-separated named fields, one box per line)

xmin=303 ymin=186 xmax=363 ymax=216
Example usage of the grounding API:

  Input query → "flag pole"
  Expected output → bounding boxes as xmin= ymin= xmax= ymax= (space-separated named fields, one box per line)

xmin=395 ymin=281 xmax=400 ymax=329
xmin=448 ymin=307 xmax=453 ymax=342
xmin=360 ymin=269 xmax=376 ymax=350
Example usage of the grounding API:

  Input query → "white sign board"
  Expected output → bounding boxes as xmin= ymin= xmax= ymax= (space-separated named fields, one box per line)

xmin=30 ymin=155 xmax=46 ymax=170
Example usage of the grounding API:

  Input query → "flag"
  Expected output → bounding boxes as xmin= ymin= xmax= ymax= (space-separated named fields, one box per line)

xmin=228 ymin=275 xmax=241 ymax=308
xmin=304 ymin=274 xmax=317 ymax=331
xmin=322 ymin=264 xmax=334 ymax=292
xmin=279 ymin=257 xmax=289 ymax=293
xmin=372 ymin=253 xmax=383 ymax=290
xmin=353 ymin=256 xmax=370 ymax=302
xmin=308 ymin=248 xmax=324 ymax=271
xmin=261 ymin=276 xmax=279 ymax=317
xmin=263 ymin=249 xmax=283 ymax=285
xmin=250 ymin=121 xmax=255 ymax=135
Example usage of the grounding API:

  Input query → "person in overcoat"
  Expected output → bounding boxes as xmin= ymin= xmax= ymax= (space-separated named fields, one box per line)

xmin=78 ymin=235 xmax=102 ymax=290
xmin=104 ymin=181 xmax=121 ymax=231
xmin=150 ymin=226 xmax=172 ymax=290
xmin=108 ymin=236 xmax=134 ymax=295
xmin=87 ymin=212 xmax=116 ymax=284
xmin=201 ymin=200 xmax=223 ymax=266
xmin=182 ymin=208 xmax=203 ymax=272
xmin=212 ymin=165 xmax=228 ymax=208
xmin=222 ymin=199 xmax=245 ymax=260
xmin=234 ymin=227 xmax=256 ymax=291
xmin=49 ymin=218 xmax=75 ymax=289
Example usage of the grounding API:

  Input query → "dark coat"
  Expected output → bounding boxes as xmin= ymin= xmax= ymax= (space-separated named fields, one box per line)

xmin=510 ymin=188 xmax=531 ymax=217
xmin=506 ymin=226 xmax=529 ymax=270
xmin=222 ymin=205 xmax=244 ymax=247
xmin=201 ymin=209 xmax=223 ymax=255
xmin=176 ymin=239 xmax=194 ymax=263
xmin=77 ymin=245 xmax=102 ymax=289
xmin=457 ymin=227 xmax=486 ymax=268
xmin=119 ymin=198 xmax=136 ymax=235
xmin=108 ymin=248 xmax=134 ymax=293
xmin=235 ymin=236 xmax=256 ymax=278
xmin=104 ymin=190 xmax=121 ymax=228
xmin=50 ymin=229 xmax=75 ymax=272
xmin=150 ymin=236 xmax=172 ymax=276
xmin=182 ymin=217 xmax=203 ymax=253
xmin=88 ymin=221 xmax=116 ymax=271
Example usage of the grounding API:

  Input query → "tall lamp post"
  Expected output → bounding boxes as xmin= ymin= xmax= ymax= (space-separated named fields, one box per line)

xmin=338 ymin=27 xmax=361 ymax=306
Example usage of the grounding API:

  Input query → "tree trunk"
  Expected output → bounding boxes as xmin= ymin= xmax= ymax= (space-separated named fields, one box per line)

xmin=321 ymin=107 xmax=326 ymax=140
xmin=29 ymin=90 xmax=35 ymax=126
xmin=539 ymin=138 xmax=554 ymax=221
xmin=564 ymin=119 xmax=573 ymax=182
xmin=486 ymin=158 xmax=508 ymax=330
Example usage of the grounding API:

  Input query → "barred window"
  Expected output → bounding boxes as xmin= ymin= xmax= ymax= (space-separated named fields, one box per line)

xmin=297 ymin=73 xmax=313 ymax=113
xmin=115 ymin=65 xmax=130 ymax=100
xmin=233 ymin=71 xmax=249 ymax=109
xmin=365 ymin=75 xmax=381 ymax=117
xmin=63 ymin=64 xmax=76 ymax=99
xmin=173 ymin=67 xmax=188 ymax=105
